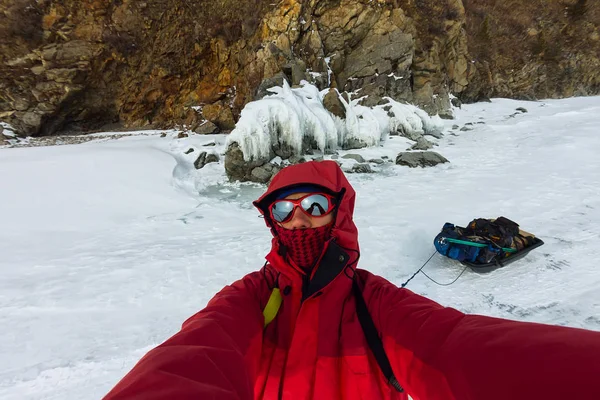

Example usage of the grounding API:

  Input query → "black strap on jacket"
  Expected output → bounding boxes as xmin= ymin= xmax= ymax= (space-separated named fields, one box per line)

xmin=352 ymin=279 xmax=405 ymax=393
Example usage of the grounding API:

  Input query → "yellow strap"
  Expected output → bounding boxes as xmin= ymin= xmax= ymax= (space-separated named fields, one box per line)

xmin=263 ymin=288 xmax=282 ymax=327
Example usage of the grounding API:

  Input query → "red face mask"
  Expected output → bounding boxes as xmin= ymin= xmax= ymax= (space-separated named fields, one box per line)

xmin=273 ymin=223 xmax=333 ymax=271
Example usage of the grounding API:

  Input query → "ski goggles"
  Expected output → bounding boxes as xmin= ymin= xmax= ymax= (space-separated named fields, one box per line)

xmin=269 ymin=193 xmax=336 ymax=223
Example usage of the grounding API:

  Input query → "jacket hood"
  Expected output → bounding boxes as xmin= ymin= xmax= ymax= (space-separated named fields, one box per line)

xmin=253 ymin=160 xmax=359 ymax=257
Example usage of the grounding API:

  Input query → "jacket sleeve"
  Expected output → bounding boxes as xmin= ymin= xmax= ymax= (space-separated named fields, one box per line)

xmin=103 ymin=271 xmax=267 ymax=400
xmin=364 ymin=273 xmax=600 ymax=400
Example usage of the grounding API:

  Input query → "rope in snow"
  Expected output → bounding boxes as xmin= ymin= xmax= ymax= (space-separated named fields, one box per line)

xmin=400 ymin=251 xmax=437 ymax=288
xmin=400 ymin=250 xmax=469 ymax=288
xmin=421 ymin=264 xmax=469 ymax=287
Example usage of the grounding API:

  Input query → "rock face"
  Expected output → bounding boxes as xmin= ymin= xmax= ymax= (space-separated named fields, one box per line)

xmin=0 ymin=0 xmax=467 ymax=136
xmin=1 ymin=0 xmax=598 ymax=137
xmin=461 ymin=0 xmax=600 ymax=101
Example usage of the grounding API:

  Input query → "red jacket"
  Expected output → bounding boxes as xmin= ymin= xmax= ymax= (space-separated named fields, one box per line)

xmin=105 ymin=160 xmax=600 ymax=400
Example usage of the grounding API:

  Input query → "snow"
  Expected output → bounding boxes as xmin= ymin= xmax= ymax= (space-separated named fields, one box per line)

xmin=227 ymin=81 xmax=443 ymax=161
xmin=324 ymin=56 xmax=333 ymax=87
xmin=1 ymin=122 xmax=17 ymax=146
xmin=1 ymin=96 xmax=600 ymax=399
xmin=227 ymin=81 xmax=338 ymax=160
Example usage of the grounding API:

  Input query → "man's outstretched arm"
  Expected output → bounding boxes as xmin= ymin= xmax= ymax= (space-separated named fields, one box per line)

xmin=104 ymin=272 xmax=267 ymax=400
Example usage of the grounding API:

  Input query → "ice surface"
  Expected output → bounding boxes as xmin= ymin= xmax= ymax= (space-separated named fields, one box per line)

xmin=1 ymin=96 xmax=600 ymax=399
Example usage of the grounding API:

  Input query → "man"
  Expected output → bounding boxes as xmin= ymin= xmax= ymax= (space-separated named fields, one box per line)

xmin=105 ymin=160 xmax=600 ymax=400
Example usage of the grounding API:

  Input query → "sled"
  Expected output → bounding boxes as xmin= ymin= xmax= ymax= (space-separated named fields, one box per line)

xmin=434 ymin=218 xmax=544 ymax=273
xmin=460 ymin=237 xmax=545 ymax=273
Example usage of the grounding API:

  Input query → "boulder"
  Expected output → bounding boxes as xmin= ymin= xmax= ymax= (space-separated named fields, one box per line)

xmin=343 ymin=138 xmax=369 ymax=150
xmin=251 ymin=164 xmax=275 ymax=183
xmin=195 ymin=151 xmax=220 ymax=169
xmin=205 ymin=153 xmax=220 ymax=165
xmin=249 ymin=162 xmax=281 ymax=184
xmin=193 ymin=152 xmax=207 ymax=169
xmin=395 ymin=151 xmax=449 ymax=168
xmin=350 ymin=163 xmax=374 ymax=173
xmin=224 ymin=143 xmax=269 ymax=182
xmin=194 ymin=120 xmax=219 ymax=134
xmin=423 ymin=130 xmax=444 ymax=139
xmin=410 ymin=137 xmax=434 ymax=151
xmin=322 ymin=89 xmax=346 ymax=119
xmin=342 ymin=153 xmax=366 ymax=163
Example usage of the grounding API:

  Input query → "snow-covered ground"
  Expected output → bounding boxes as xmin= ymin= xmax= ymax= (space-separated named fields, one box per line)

xmin=1 ymin=96 xmax=600 ymax=399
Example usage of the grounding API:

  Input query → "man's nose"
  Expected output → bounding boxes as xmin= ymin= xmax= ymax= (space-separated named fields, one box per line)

xmin=287 ymin=208 xmax=311 ymax=229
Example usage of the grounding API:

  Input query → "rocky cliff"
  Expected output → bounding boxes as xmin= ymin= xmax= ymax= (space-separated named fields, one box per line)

xmin=462 ymin=0 xmax=600 ymax=101
xmin=1 ymin=0 xmax=598 ymax=137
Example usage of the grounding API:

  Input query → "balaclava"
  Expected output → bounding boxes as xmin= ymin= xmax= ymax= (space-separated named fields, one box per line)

xmin=271 ymin=185 xmax=334 ymax=271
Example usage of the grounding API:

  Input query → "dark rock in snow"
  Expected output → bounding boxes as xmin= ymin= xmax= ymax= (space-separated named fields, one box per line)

xmin=396 ymin=151 xmax=449 ymax=168
xmin=342 ymin=153 xmax=366 ymax=163
xmin=194 ymin=151 xmax=220 ymax=169
xmin=350 ymin=163 xmax=374 ymax=173
xmin=343 ymin=137 xmax=369 ymax=150
xmin=516 ymin=107 xmax=528 ymax=113
xmin=423 ymin=130 xmax=443 ymax=139
xmin=194 ymin=152 xmax=207 ymax=169
xmin=251 ymin=165 xmax=273 ymax=183
xmin=395 ymin=126 xmax=423 ymax=141
xmin=194 ymin=120 xmax=219 ymax=134
xmin=410 ymin=137 xmax=434 ymax=151
xmin=205 ymin=153 xmax=220 ymax=165
xmin=288 ymin=155 xmax=306 ymax=165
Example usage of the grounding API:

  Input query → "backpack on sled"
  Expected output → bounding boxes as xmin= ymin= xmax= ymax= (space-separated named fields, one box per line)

xmin=434 ymin=216 xmax=544 ymax=273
